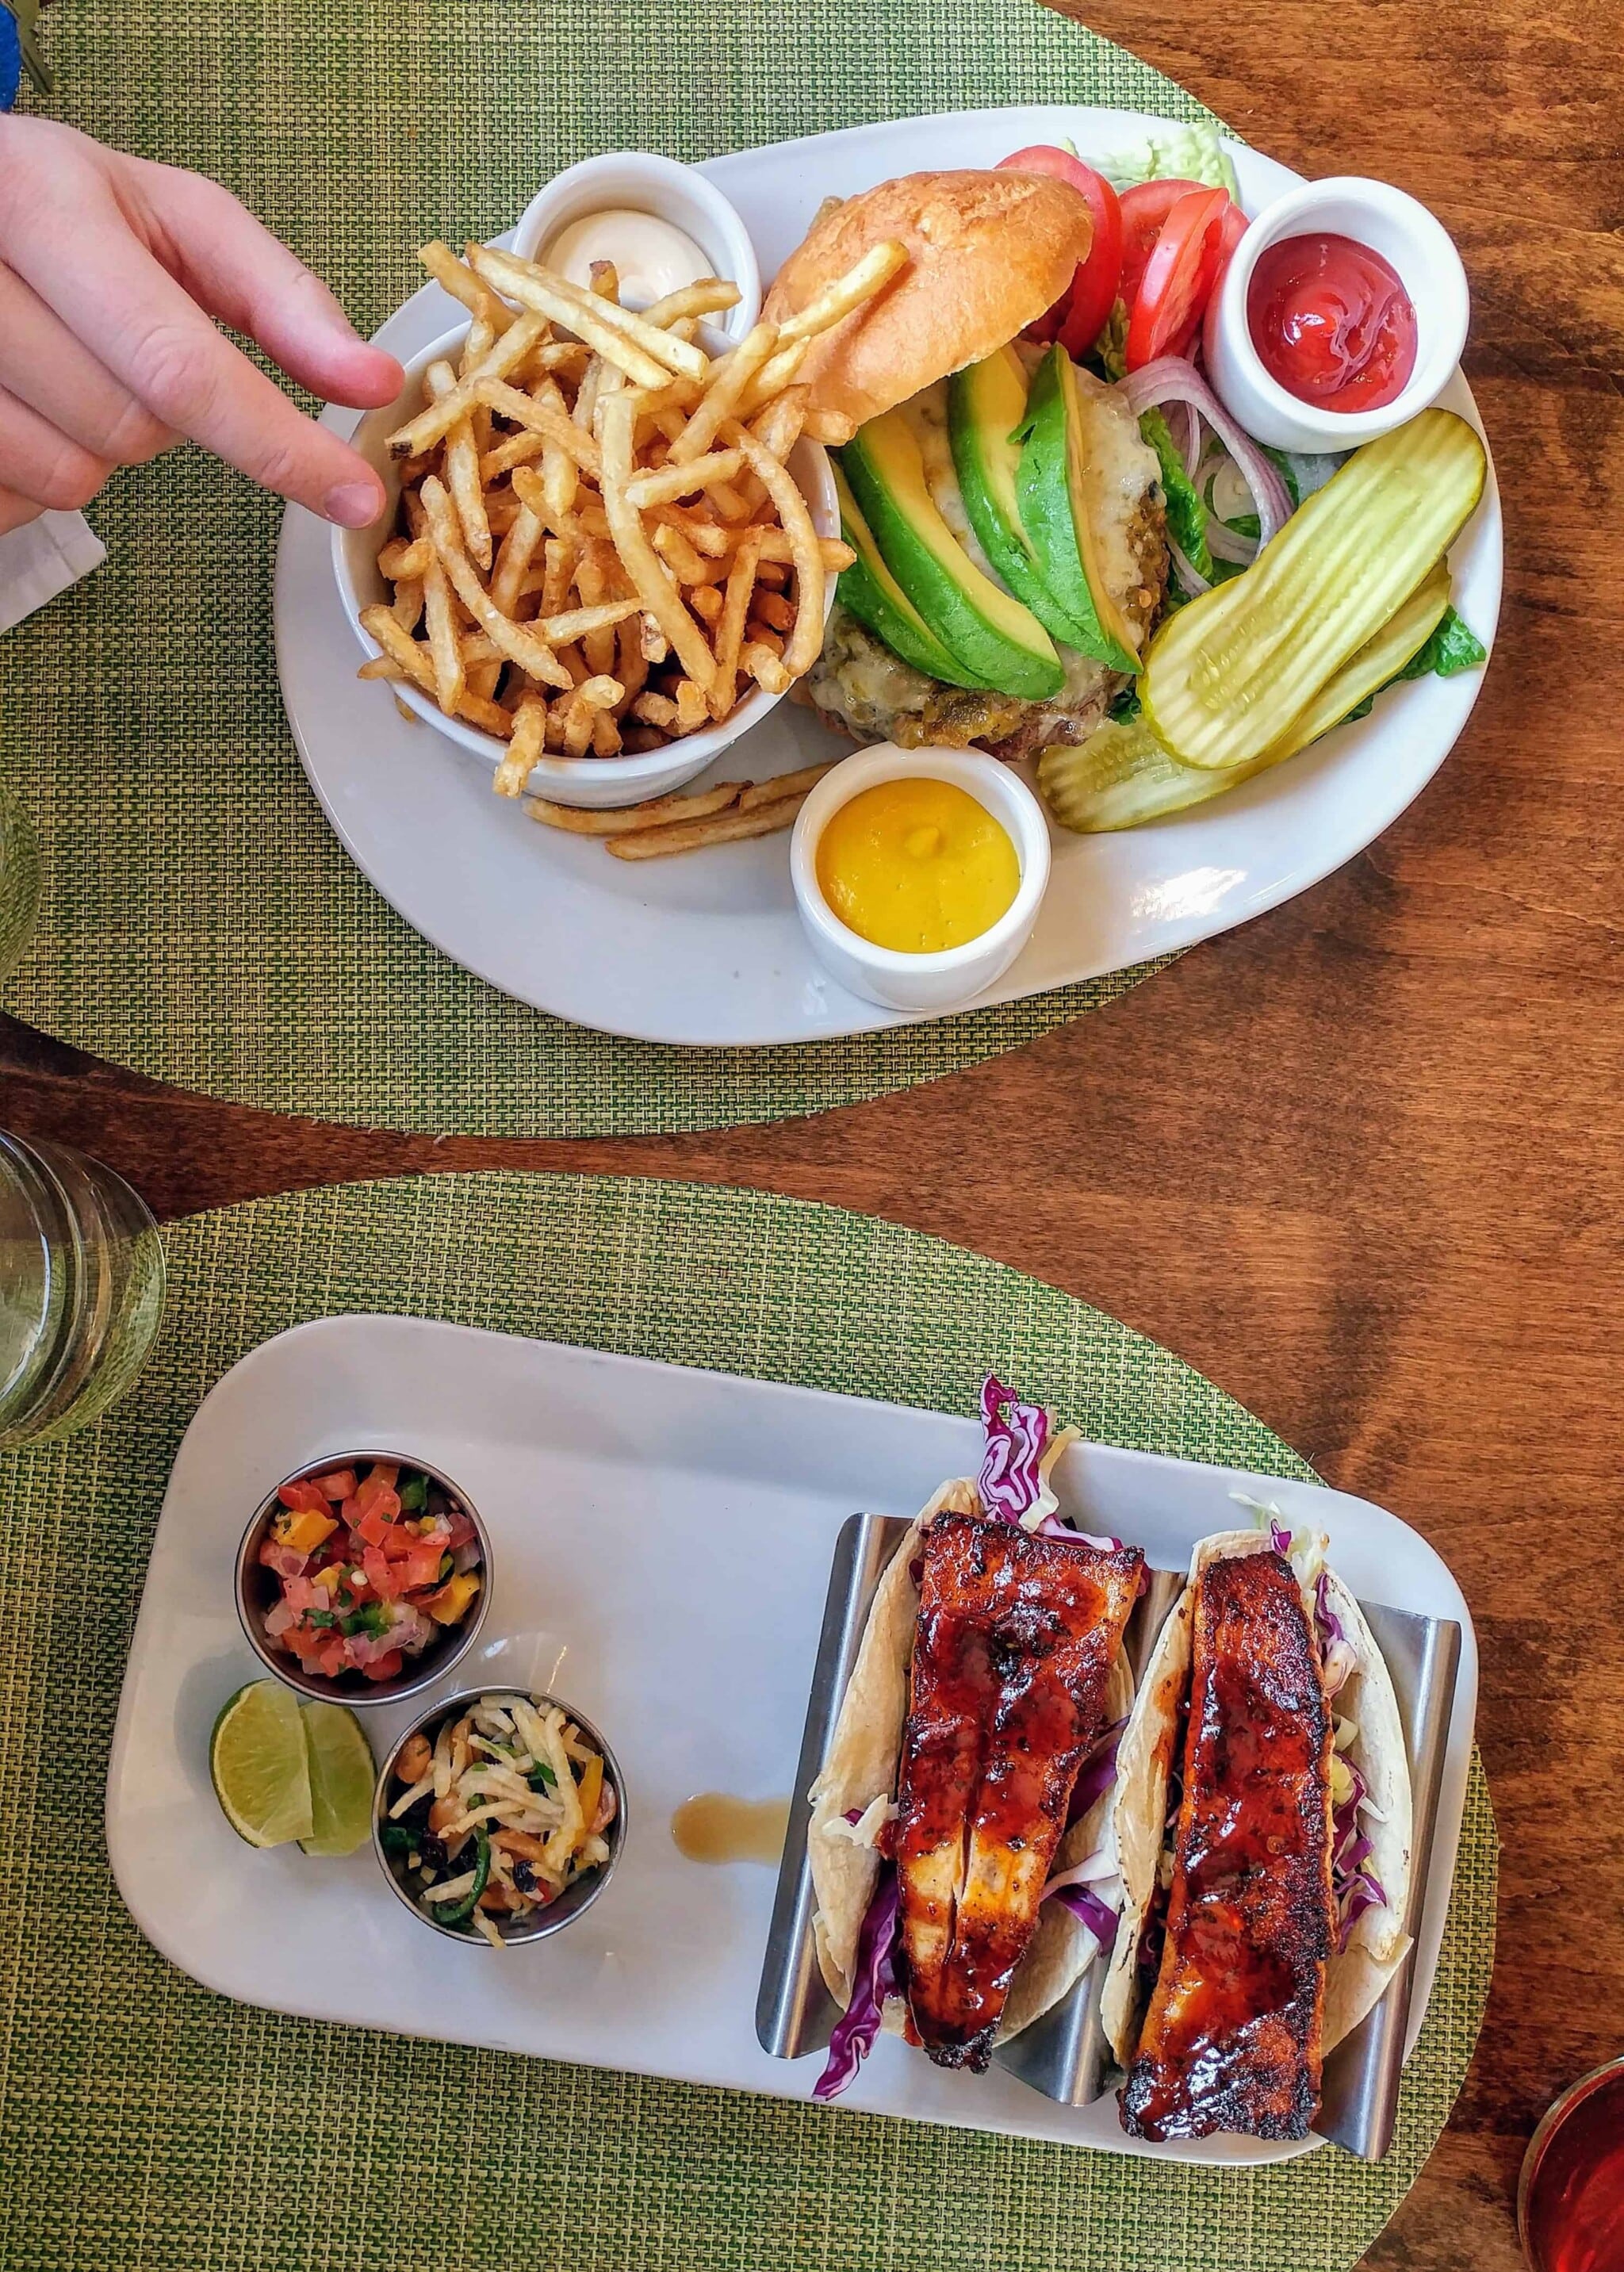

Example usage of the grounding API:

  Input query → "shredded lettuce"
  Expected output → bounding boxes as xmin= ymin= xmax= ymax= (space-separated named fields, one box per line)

xmin=1140 ymin=408 xmax=1213 ymax=581
xmin=1230 ymin=1489 xmax=1334 ymax=1603
xmin=1097 ymin=118 xmax=1240 ymax=198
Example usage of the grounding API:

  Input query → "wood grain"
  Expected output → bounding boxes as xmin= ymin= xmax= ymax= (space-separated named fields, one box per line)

xmin=2 ymin=4 xmax=1620 ymax=2262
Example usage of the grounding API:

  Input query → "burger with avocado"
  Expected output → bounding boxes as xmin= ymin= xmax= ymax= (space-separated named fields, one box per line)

xmin=764 ymin=168 xmax=1169 ymax=761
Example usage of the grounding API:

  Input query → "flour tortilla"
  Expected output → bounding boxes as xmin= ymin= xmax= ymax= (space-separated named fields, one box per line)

xmin=1101 ymin=1527 xmax=1415 ymax=2068
xmin=1319 ymin=1567 xmax=1415 ymax=2047
xmin=806 ymin=1479 xmax=1128 ymax=2045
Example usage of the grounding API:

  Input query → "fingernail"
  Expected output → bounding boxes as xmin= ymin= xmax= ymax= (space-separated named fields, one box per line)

xmin=324 ymin=481 xmax=381 ymax=529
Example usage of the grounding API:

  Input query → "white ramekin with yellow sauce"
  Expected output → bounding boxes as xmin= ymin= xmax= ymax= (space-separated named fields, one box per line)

xmin=790 ymin=745 xmax=1051 ymax=1013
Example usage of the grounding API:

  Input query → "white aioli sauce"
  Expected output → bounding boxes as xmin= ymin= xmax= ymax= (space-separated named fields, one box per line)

xmin=542 ymin=209 xmax=712 ymax=306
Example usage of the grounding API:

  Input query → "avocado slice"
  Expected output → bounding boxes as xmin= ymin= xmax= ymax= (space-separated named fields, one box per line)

xmin=948 ymin=347 xmax=1101 ymax=653
xmin=841 ymin=412 xmax=1064 ymax=703
xmin=830 ymin=460 xmax=989 ymax=688
xmin=1014 ymin=345 xmax=1142 ymax=675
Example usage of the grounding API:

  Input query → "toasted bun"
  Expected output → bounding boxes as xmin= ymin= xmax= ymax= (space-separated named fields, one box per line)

xmin=764 ymin=170 xmax=1093 ymax=431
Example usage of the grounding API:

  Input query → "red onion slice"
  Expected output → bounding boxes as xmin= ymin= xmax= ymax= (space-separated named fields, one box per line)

xmin=1205 ymin=519 xmax=1258 ymax=568
xmin=1167 ymin=534 xmax=1210 ymax=598
xmin=1121 ymin=354 xmax=1293 ymax=546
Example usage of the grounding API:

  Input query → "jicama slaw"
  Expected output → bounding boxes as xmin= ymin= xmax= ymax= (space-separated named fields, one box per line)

xmin=379 ymin=1690 xmax=617 ymax=1945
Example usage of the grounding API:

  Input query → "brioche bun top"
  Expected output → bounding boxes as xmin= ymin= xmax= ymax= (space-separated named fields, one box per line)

xmin=763 ymin=169 xmax=1092 ymax=432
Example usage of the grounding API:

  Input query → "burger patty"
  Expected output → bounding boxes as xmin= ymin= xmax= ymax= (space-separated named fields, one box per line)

xmin=808 ymin=374 xmax=1168 ymax=761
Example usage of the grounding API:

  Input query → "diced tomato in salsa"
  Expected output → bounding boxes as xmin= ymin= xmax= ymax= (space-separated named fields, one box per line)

xmin=362 ymin=1544 xmax=404 ymax=1601
xmin=259 ymin=1458 xmax=478 ymax=1686
xmin=397 ymin=1544 xmax=448 ymax=1592
xmin=354 ymin=1475 xmax=401 ymax=1524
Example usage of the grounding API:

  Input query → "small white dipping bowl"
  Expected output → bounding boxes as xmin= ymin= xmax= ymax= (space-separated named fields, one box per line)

xmin=790 ymin=745 xmax=1051 ymax=1015
xmin=512 ymin=151 xmax=761 ymax=340
xmin=332 ymin=324 xmax=837 ymax=810
xmin=1205 ymin=176 xmax=1469 ymax=454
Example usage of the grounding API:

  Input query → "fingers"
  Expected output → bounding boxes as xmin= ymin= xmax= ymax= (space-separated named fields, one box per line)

xmin=127 ymin=156 xmax=404 ymax=411
xmin=0 ymin=488 xmax=44 ymax=538
xmin=0 ymin=260 xmax=173 ymax=466
xmin=8 ymin=166 xmax=389 ymax=527
xmin=0 ymin=381 xmax=110 ymax=513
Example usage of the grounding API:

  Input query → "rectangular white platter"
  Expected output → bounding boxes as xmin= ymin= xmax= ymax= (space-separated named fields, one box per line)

xmin=108 ymin=1315 xmax=1478 ymax=2167
xmin=274 ymin=105 xmax=1503 ymax=1045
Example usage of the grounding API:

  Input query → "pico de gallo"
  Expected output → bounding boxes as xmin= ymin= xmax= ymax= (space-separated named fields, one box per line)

xmin=257 ymin=1457 xmax=482 ymax=1684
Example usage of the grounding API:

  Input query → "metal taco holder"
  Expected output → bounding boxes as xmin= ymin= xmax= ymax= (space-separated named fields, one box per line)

xmin=757 ymin=1511 xmax=1461 ymax=2163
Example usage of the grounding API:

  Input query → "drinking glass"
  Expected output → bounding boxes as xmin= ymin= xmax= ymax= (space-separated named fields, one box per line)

xmin=1519 ymin=2056 xmax=1624 ymax=2272
xmin=0 ymin=1134 xmax=166 ymax=1450
xmin=0 ymin=788 xmax=40 ymax=982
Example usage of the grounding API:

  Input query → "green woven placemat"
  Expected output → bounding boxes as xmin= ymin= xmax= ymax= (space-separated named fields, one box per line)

xmin=0 ymin=0 xmax=1208 ymax=1136
xmin=0 ymin=1171 xmax=1492 ymax=2272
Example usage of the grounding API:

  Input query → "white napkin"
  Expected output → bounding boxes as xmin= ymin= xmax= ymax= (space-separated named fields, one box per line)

xmin=0 ymin=509 xmax=106 ymax=634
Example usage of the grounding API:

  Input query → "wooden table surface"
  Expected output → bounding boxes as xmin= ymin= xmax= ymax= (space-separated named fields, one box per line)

xmin=3 ymin=3 xmax=1621 ymax=2263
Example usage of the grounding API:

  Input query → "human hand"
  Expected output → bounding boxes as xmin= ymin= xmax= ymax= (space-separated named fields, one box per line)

xmin=0 ymin=115 xmax=403 ymax=536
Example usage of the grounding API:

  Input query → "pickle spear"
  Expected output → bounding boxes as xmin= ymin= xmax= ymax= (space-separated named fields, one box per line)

xmin=1143 ymin=410 xmax=1485 ymax=771
xmin=1040 ymin=564 xmax=1454 ymax=833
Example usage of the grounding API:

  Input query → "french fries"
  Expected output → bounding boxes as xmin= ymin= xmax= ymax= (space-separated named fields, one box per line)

xmin=527 ymin=763 xmax=836 ymax=859
xmin=358 ymin=235 xmax=907 ymax=811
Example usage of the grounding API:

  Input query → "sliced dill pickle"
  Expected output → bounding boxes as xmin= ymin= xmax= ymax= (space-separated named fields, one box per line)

xmin=1275 ymin=561 xmax=1454 ymax=752
xmin=1042 ymin=565 xmax=1454 ymax=833
xmin=1142 ymin=410 xmax=1485 ymax=770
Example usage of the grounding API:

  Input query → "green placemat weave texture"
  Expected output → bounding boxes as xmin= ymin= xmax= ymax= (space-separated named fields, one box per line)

xmin=0 ymin=1171 xmax=1493 ymax=2272
xmin=0 ymin=0 xmax=1205 ymax=1137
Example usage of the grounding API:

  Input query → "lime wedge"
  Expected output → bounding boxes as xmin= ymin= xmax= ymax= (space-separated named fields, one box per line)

xmin=211 ymin=1681 xmax=314 ymax=1848
xmin=299 ymin=1699 xmax=376 ymax=1856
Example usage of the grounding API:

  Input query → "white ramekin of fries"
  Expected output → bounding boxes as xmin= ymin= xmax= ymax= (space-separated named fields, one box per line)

xmin=331 ymin=233 xmax=900 ymax=810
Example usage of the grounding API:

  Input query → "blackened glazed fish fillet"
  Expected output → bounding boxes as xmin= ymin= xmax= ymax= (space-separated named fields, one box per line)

xmin=896 ymin=1514 xmax=1143 ymax=2070
xmin=1120 ymin=1549 xmax=1335 ymax=2141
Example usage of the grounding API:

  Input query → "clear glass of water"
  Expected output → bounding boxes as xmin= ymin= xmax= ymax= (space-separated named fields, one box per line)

xmin=0 ymin=1134 xmax=167 ymax=1450
xmin=0 ymin=788 xmax=40 ymax=982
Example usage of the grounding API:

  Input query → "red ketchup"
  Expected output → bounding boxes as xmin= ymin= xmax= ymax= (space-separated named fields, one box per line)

xmin=1247 ymin=233 xmax=1418 ymax=412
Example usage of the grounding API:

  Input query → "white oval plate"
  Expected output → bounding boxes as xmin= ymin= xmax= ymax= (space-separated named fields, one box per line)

xmin=274 ymin=106 xmax=1502 ymax=1046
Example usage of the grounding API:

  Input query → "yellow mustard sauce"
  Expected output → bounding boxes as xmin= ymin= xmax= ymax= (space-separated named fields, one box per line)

xmin=815 ymin=777 xmax=1021 ymax=954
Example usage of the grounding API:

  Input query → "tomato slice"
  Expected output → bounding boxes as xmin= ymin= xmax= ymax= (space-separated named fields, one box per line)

xmin=998 ymin=146 xmax=1124 ymax=359
xmin=1163 ymin=200 xmax=1250 ymax=359
xmin=1118 ymin=179 xmax=1208 ymax=307
xmin=1125 ymin=187 xmax=1231 ymax=370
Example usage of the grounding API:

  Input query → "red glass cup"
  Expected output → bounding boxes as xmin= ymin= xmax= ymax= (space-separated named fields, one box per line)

xmin=1519 ymin=2057 xmax=1624 ymax=2272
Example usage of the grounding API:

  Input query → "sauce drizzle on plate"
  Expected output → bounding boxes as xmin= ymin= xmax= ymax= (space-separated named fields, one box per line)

xmin=671 ymin=1792 xmax=791 ymax=1865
